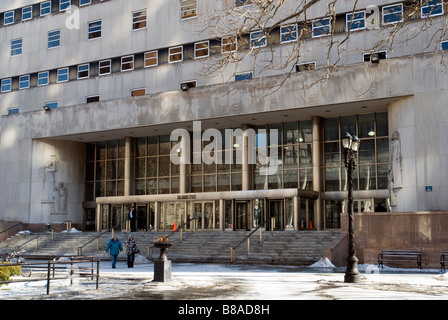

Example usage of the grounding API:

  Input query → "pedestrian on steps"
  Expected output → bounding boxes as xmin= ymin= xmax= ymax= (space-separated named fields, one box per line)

xmin=126 ymin=235 xmax=140 ymax=268
xmin=105 ymin=236 xmax=123 ymax=268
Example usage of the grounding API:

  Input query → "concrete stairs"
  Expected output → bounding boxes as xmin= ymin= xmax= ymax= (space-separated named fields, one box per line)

xmin=0 ymin=230 xmax=340 ymax=265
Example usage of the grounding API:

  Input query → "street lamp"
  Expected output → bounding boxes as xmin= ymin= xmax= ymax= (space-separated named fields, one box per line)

xmin=342 ymin=131 xmax=360 ymax=283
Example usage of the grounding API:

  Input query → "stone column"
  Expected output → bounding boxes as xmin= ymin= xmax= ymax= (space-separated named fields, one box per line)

xmin=312 ymin=116 xmax=322 ymax=230
xmin=124 ymin=137 xmax=135 ymax=196
xmin=241 ymin=124 xmax=253 ymax=191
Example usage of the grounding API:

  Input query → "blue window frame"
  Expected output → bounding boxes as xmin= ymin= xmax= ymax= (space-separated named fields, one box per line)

xmin=40 ymin=1 xmax=51 ymax=16
xmin=8 ymin=108 xmax=20 ymax=115
xmin=312 ymin=18 xmax=331 ymax=38
xmin=441 ymin=40 xmax=448 ymax=51
xmin=382 ymin=4 xmax=403 ymax=25
xmin=235 ymin=71 xmax=253 ymax=81
xmin=38 ymin=72 xmax=49 ymax=86
xmin=421 ymin=0 xmax=443 ymax=18
xmin=48 ymin=30 xmax=60 ymax=49
xmin=11 ymin=38 xmax=22 ymax=56
xmin=45 ymin=102 xmax=58 ymax=110
xmin=80 ymin=0 xmax=91 ymax=6
xmin=22 ymin=6 xmax=33 ymax=21
xmin=19 ymin=75 xmax=30 ymax=89
xmin=250 ymin=31 xmax=266 ymax=48
xmin=4 ymin=11 xmax=14 ymax=25
xmin=57 ymin=68 xmax=69 ymax=83
xmin=346 ymin=11 xmax=366 ymax=31
xmin=78 ymin=64 xmax=90 ymax=79
xmin=235 ymin=0 xmax=250 ymax=7
xmin=60 ymin=0 xmax=71 ymax=11
xmin=280 ymin=24 xmax=298 ymax=43
xmin=88 ymin=21 xmax=102 ymax=39
xmin=1 ymin=79 xmax=12 ymax=93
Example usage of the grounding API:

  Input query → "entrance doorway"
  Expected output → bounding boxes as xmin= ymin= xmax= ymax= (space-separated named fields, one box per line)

xmin=192 ymin=202 xmax=214 ymax=230
xmin=161 ymin=202 xmax=185 ymax=231
xmin=267 ymin=199 xmax=284 ymax=231
xmin=136 ymin=205 xmax=147 ymax=231
xmin=235 ymin=201 xmax=249 ymax=230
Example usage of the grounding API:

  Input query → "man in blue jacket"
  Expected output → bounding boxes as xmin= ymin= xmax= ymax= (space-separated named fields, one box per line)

xmin=105 ymin=236 xmax=123 ymax=268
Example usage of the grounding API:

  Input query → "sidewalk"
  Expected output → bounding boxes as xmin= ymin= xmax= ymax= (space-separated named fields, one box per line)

xmin=1 ymin=257 xmax=448 ymax=301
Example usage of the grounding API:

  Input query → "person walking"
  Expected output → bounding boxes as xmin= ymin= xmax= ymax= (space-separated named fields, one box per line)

xmin=105 ymin=236 xmax=123 ymax=269
xmin=126 ymin=235 xmax=140 ymax=268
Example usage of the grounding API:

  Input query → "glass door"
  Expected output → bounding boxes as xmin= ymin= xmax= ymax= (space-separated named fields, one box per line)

xmin=268 ymin=199 xmax=284 ymax=231
xmin=192 ymin=202 xmax=215 ymax=230
xmin=235 ymin=201 xmax=249 ymax=230
xmin=111 ymin=205 xmax=122 ymax=230
xmin=136 ymin=205 xmax=147 ymax=231
xmin=162 ymin=202 xmax=186 ymax=231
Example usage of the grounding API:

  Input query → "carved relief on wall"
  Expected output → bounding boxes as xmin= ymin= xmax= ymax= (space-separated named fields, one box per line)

xmin=39 ymin=155 xmax=67 ymax=214
xmin=389 ymin=130 xmax=403 ymax=207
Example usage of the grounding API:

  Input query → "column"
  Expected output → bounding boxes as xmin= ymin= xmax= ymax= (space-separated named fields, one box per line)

xmin=124 ymin=136 xmax=135 ymax=196
xmin=312 ymin=116 xmax=322 ymax=230
xmin=241 ymin=123 xmax=253 ymax=191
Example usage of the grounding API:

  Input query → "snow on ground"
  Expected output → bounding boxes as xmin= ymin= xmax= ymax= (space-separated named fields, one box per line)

xmin=1 ymin=255 xmax=448 ymax=301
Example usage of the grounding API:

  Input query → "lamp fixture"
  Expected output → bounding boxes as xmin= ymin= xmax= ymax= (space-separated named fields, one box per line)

xmin=43 ymin=105 xmax=51 ymax=112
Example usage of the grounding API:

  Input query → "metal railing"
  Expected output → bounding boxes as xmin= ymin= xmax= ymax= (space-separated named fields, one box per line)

xmin=163 ymin=217 xmax=199 ymax=242
xmin=15 ymin=220 xmax=72 ymax=252
xmin=77 ymin=225 xmax=119 ymax=255
xmin=230 ymin=222 xmax=265 ymax=263
xmin=0 ymin=256 xmax=100 ymax=295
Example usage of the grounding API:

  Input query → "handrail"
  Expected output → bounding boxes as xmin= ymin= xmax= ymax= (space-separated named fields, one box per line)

xmin=163 ymin=217 xmax=198 ymax=241
xmin=15 ymin=220 xmax=72 ymax=251
xmin=0 ymin=222 xmax=22 ymax=237
xmin=230 ymin=221 xmax=265 ymax=263
xmin=77 ymin=225 xmax=119 ymax=255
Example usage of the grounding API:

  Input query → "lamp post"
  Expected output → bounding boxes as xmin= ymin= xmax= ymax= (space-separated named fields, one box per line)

xmin=342 ymin=131 xmax=360 ymax=283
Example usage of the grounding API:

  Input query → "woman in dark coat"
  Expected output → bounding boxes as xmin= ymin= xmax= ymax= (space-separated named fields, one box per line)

xmin=126 ymin=235 xmax=139 ymax=268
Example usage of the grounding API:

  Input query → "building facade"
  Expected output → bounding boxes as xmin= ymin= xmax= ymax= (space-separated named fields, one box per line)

xmin=0 ymin=0 xmax=447 ymax=233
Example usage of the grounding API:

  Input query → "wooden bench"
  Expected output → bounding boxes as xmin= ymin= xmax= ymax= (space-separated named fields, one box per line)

xmin=378 ymin=249 xmax=423 ymax=269
xmin=440 ymin=250 xmax=448 ymax=271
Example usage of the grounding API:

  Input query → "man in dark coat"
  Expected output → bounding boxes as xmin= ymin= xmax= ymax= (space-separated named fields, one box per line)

xmin=129 ymin=206 xmax=137 ymax=232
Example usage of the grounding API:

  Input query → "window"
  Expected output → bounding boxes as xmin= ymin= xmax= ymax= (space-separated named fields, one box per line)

xmin=363 ymin=51 xmax=387 ymax=62
xmin=222 ymin=36 xmax=237 ymax=53
xmin=312 ymin=18 xmax=331 ymax=38
xmin=57 ymin=68 xmax=69 ymax=83
xmin=421 ymin=0 xmax=443 ymax=18
xmin=88 ymin=21 xmax=102 ymax=39
xmin=40 ymin=1 xmax=51 ymax=16
xmin=38 ymin=72 xmax=49 ymax=86
xmin=441 ymin=40 xmax=448 ymax=51
xmin=382 ymin=4 xmax=403 ymax=25
xmin=180 ymin=80 xmax=197 ymax=90
xmin=4 ymin=11 xmax=14 ymax=25
xmin=181 ymin=0 xmax=197 ymax=19
xmin=48 ymin=30 xmax=61 ymax=49
xmin=87 ymin=95 xmax=100 ymax=103
xmin=131 ymin=88 xmax=146 ymax=96
xmin=1 ymin=79 xmax=12 ymax=93
xmin=45 ymin=102 xmax=58 ymax=110
xmin=169 ymin=46 xmax=183 ymax=63
xmin=144 ymin=51 xmax=158 ymax=67
xmin=11 ymin=38 xmax=22 ymax=56
xmin=8 ymin=108 xmax=20 ymax=115
xmin=19 ymin=75 xmax=30 ymax=89
xmin=121 ymin=56 xmax=134 ymax=71
xmin=132 ymin=10 xmax=147 ymax=30
xmin=22 ymin=7 xmax=33 ymax=21
xmin=296 ymin=62 xmax=316 ymax=72
xmin=80 ymin=0 xmax=91 ymax=6
xmin=235 ymin=0 xmax=251 ymax=7
xmin=60 ymin=0 xmax=71 ymax=11
xmin=99 ymin=60 xmax=111 ymax=75
xmin=280 ymin=24 xmax=298 ymax=43
xmin=235 ymin=71 xmax=253 ymax=81
xmin=250 ymin=31 xmax=266 ymax=48
xmin=194 ymin=41 xmax=209 ymax=58
xmin=346 ymin=11 xmax=366 ymax=31
xmin=78 ymin=64 xmax=90 ymax=79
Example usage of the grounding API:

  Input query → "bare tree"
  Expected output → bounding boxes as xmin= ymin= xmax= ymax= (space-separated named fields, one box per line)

xmin=193 ymin=0 xmax=448 ymax=93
